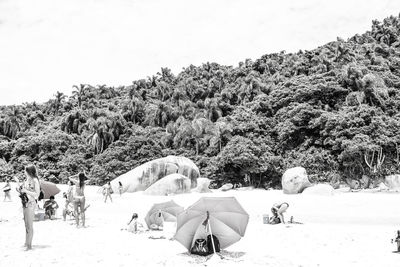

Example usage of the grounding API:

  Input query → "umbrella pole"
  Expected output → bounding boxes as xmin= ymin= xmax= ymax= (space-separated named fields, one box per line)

xmin=207 ymin=221 xmax=216 ymax=255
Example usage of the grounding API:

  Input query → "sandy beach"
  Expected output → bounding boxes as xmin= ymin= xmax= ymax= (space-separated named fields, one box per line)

xmin=1 ymin=183 xmax=400 ymax=267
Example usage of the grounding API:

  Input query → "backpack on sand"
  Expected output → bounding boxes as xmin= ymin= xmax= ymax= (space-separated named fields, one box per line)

xmin=190 ymin=239 xmax=209 ymax=256
xmin=207 ymin=234 xmax=220 ymax=253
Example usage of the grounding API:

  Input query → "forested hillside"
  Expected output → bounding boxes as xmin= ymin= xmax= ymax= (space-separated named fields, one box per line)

xmin=1 ymin=15 xmax=400 ymax=189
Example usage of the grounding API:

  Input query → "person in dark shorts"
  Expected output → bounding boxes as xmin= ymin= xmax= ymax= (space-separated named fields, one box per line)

xmin=270 ymin=202 xmax=289 ymax=224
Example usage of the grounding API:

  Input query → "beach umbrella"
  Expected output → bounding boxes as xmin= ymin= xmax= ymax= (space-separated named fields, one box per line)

xmin=145 ymin=200 xmax=184 ymax=228
xmin=39 ymin=180 xmax=61 ymax=199
xmin=174 ymin=196 xmax=249 ymax=252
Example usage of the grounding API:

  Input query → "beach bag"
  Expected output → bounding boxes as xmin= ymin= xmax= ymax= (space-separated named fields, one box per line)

xmin=190 ymin=239 xmax=209 ymax=256
xmin=270 ymin=216 xmax=281 ymax=224
xmin=38 ymin=189 xmax=44 ymax=201
xmin=109 ymin=187 xmax=114 ymax=194
xmin=207 ymin=234 xmax=220 ymax=253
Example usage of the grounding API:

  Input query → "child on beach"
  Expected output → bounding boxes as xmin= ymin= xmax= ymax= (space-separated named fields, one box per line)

xmin=62 ymin=181 xmax=74 ymax=221
xmin=44 ymin=195 xmax=59 ymax=219
xmin=122 ymin=213 xmax=144 ymax=233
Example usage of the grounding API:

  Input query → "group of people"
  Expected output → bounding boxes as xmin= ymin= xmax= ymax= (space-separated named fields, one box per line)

xmin=102 ymin=180 xmax=123 ymax=203
xmin=63 ymin=173 xmax=90 ymax=227
xmin=9 ymin=165 xmax=90 ymax=250
xmin=7 ymin=163 xmax=289 ymax=251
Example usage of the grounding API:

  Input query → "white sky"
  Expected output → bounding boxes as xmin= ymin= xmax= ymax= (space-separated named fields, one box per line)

xmin=0 ymin=0 xmax=399 ymax=105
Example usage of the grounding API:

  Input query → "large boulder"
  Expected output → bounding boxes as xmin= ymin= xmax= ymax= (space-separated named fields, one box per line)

xmin=110 ymin=156 xmax=200 ymax=193
xmin=218 ymin=183 xmax=233 ymax=191
xmin=144 ymin=174 xmax=191 ymax=196
xmin=191 ymin=178 xmax=212 ymax=193
xmin=302 ymin=184 xmax=334 ymax=196
xmin=281 ymin=167 xmax=311 ymax=194
xmin=384 ymin=174 xmax=400 ymax=189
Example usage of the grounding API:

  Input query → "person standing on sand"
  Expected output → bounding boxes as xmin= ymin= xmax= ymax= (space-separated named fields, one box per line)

xmin=270 ymin=202 xmax=289 ymax=224
xmin=69 ymin=172 xmax=89 ymax=228
xmin=14 ymin=165 xmax=41 ymax=250
xmin=102 ymin=181 xmax=113 ymax=203
xmin=62 ymin=181 xmax=74 ymax=221
xmin=3 ymin=179 xmax=12 ymax=201
xmin=118 ymin=181 xmax=123 ymax=196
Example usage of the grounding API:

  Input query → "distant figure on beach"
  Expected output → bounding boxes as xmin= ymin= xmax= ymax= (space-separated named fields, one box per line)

xmin=103 ymin=181 xmax=113 ymax=203
xmin=123 ymin=213 xmax=144 ymax=233
xmin=69 ymin=172 xmax=90 ymax=228
xmin=3 ymin=179 xmax=12 ymax=201
xmin=270 ymin=202 xmax=289 ymax=224
xmin=14 ymin=165 xmax=41 ymax=250
xmin=62 ymin=181 xmax=74 ymax=221
xmin=118 ymin=181 xmax=123 ymax=196
xmin=149 ymin=211 xmax=164 ymax=230
xmin=44 ymin=195 xmax=59 ymax=220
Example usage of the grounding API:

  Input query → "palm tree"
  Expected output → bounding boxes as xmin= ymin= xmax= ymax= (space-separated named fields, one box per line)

xmin=61 ymin=110 xmax=86 ymax=134
xmin=72 ymin=84 xmax=88 ymax=108
xmin=122 ymin=98 xmax=145 ymax=124
xmin=157 ymin=67 xmax=174 ymax=83
xmin=1 ymin=106 xmax=23 ymax=139
xmin=86 ymin=117 xmax=115 ymax=154
xmin=191 ymin=118 xmax=214 ymax=155
xmin=172 ymin=118 xmax=194 ymax=149
xmin=52 ymin=91 xmax=66 ymax=115
xmin=147 ymin=75 xmax=158 ymax=87
xmin=147 ymin=102 xmax=171 ymax=128
xmin=210 ymin=119 xmax=233 ymax=152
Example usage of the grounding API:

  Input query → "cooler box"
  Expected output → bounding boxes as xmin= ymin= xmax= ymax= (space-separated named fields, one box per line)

xmin=34 ymin=210 xmax=45 ymax=221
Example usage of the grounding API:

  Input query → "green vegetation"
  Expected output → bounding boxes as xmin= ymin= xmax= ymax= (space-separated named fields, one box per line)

xmin=2 ymin=15 xmax=400 ymax=188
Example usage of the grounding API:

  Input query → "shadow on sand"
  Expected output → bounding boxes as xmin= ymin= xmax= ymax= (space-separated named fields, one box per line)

xmin=31 ymin=244 xmax=51 ymax=250
xmin=178 ymin=250 xmax=246 ymax=264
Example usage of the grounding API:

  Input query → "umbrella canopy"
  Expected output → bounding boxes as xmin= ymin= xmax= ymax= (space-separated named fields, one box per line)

xmin=145 ymin=200 xmax=184 ymax=228
xmin=174 ymin=197 xmax=249 ymax=251
xmin=39 ymin=180 xmax=61 ymax=199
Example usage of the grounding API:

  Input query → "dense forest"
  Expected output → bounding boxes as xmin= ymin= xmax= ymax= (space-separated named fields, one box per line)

xmin=1 ymin=15 xmax=400 ymax=189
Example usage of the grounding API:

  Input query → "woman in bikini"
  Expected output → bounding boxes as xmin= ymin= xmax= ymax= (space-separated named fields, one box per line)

xmin=3 ymin=179 xmax=12 ymax=201
xmin=14 ymin=165 xmax=41 ymax=250
xmin=102 ymin=181 xmax=113 ymax=203
xmin=69 ymin=172 xmax=89 ymax=228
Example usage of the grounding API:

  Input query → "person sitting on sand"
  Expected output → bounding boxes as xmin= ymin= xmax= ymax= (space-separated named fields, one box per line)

xmin=149 ymin=211 xmax=164 ymax=230
xmin=270 ymin=202 xmax=289 ymax=224
xmin=44 ymin=195 xmax=59 ymax=220
xmin=122 ymin=213 xmax=144 ymax=233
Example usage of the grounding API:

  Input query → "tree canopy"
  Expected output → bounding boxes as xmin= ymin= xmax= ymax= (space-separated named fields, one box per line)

xmin=2 ymin=15 xmax=400 ymax=188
